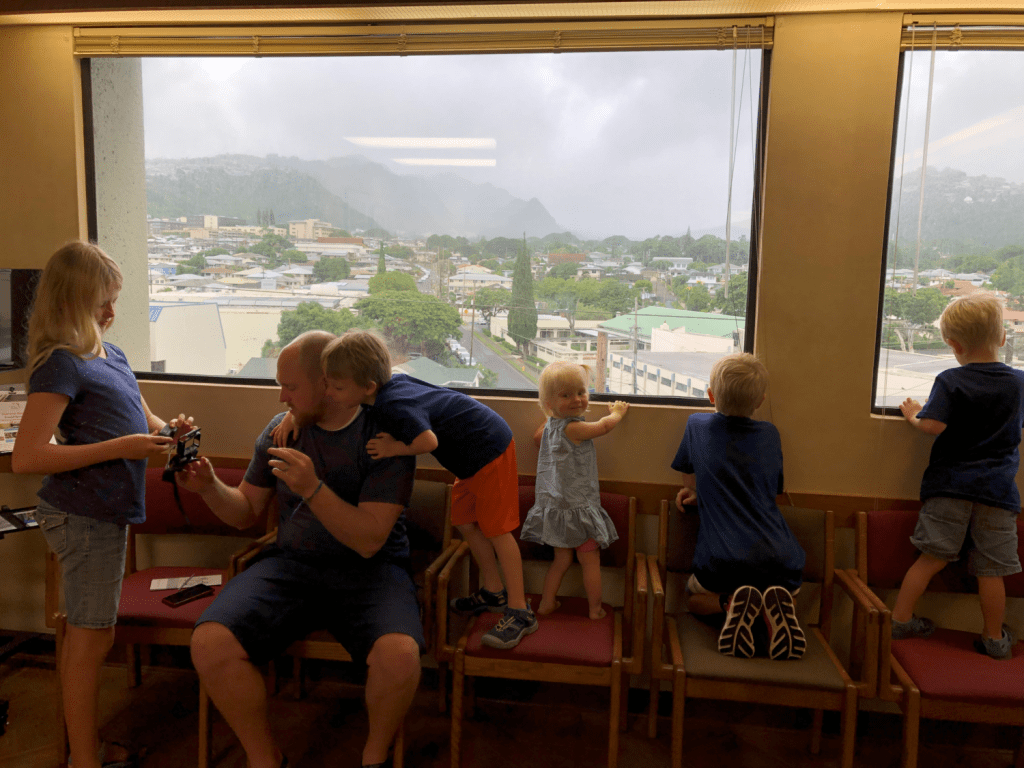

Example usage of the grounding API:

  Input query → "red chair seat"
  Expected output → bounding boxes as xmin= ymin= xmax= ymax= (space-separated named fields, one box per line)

xmin=892 ymin=627 xmax=1024 ymax=706
xmin=118 ymin=565 xmax=226 ymax=628
xmin=464 ymin=595 xmax=614 ymax=666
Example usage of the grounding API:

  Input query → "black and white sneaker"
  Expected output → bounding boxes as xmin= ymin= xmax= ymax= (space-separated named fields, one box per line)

xmin=717 ymin=585 xmax=762 ymax=658
xmin=762 ymin=585 xmax=806 ymax=660
xmin=450 ymin=587 xmax=508 ymax=615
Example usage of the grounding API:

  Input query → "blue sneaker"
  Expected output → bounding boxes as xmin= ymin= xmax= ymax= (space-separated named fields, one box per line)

xmin=481 ymin=605 xmax=538 ymax=649
xmin=973 ymin=624 xmax=1015 ymax=660
xmin=891 ymin=615 xmax=936 ymax=640
xmin=450 ymin=586 xmax=507 ymax=615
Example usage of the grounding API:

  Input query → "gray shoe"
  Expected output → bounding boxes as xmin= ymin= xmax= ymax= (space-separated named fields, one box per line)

xmin=973 ymin=624 xmax=1015 ymax=660
xmin=481 ymin=605 xmax=538 ymax=649
xmin=891 ymin=615 xmax=936 ymax=640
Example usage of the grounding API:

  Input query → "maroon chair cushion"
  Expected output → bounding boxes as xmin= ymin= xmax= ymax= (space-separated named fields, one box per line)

xmin=892 ymin=627 xmax=1024 ymax=706
xmin=464 ymin=595 xmax=614 ymax=666
xmin=118 ymin=565 xmax=225 ymax=629
xmin=133 ymin=467 xmax=254 ymax=536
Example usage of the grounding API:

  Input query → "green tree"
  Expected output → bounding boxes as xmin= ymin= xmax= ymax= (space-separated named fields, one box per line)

xmin=274 ymin=302 xmax=363 ymax=348
xmin=479 ymin=258 xmax=500 ymax=273
xmin=312 ymin=258 xmax=351 ymax=283
xmin=686 ymin=284 xmax=714 ymax=311
xmin=355 ymin=291 xmax=461 ymax=356
xmin=471 ymin=286 xmax=512 ymax=326
xmin=326 ymin=228 xmax=352 ymax=238
xmin=176 ymin=254 xmax=207 ymax=275
xmin=715 ymin=274 xmax=748 ymax=317
xmin=507 ymin=237 xmax=538 ymax=352
xmin=368 ymin=271 xmax=417 ymax=294
xmin=377 ymin=243 xmax=386 ymax=274
xmin=385 ymin=245 xmax=415 ymax=260
xmin=992 ymin=254 xmax=1024 ymax=296
xmin=547 ymin=261 xmax=580 ymax=280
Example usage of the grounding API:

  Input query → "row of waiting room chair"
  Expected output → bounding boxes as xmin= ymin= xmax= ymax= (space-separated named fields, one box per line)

xmin=44 ymin=467 xmax=1024 ymax=768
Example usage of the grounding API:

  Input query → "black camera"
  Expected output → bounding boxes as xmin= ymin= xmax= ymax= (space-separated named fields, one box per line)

xmin=160 ymin=425 xmax=201 ymax=481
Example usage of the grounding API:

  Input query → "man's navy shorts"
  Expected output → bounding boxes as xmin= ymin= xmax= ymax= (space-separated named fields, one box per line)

xmin=196 ymin=548 xmax=425 ymax=664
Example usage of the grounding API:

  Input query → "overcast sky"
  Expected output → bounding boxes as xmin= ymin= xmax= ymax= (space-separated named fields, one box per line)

xmin=142 ymin=50 xmax=763 ymax=241
xmin=142 ymin=48 xmax=1023 ymax=241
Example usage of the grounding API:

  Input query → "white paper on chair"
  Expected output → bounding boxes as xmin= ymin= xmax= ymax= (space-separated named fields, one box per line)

xmin=149 ymin=575 xmax=223 ymax=590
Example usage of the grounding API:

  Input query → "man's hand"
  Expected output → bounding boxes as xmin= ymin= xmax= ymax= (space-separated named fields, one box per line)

xmin=268 ymin=446 xmax=320 ymax=498
xmin=675 ymin=486 xmax=698 ymax=511
xmin=899 ymin=398 xmax=923 ymax=423
xmin=366 ymin=432 xmax=401 ymax=459
xmin=271 ymin=411 xmax=299 ymax=448
xmin=175 ymin=456 xmax=216 ymax=494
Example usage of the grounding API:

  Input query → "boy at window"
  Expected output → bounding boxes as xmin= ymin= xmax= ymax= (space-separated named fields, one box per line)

xmin=671 ymin=353 xmax=806 ymax=660
xmin=895 ymin=292 xmax=1022 ymax=660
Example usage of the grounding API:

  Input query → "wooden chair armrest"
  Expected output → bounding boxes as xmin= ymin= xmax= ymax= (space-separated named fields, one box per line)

xmin=421 ymin=540 xmax=462 ymax=655
xmin=833 ymin=569 xmax=879 ymax=614
xmin=230 ymin=529 xmax=277 ymax=578
xmin=646 ymin=556 xmax=666 ymax=677
xmin=435 ymin=540 xmax=472 ymax=661
xmin=838 ymin=568 xmax=892 ymax=700
xmin=630 ymin=553 xmax=648 ymax=674
xmin=842 ymin=569 xmax=889 ymax=614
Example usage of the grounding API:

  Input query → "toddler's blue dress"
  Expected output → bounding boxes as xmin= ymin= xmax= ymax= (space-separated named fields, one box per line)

xmin=520 ymin=416 xmax=619 ymax=549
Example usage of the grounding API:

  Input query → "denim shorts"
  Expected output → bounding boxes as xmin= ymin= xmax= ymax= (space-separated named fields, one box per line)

xmin=913 ymin=497 xmax=1022 ymax=577
xmin=196 ymin=548 xmax=425 ymax=666
xmin=34 ymin=499 xmax=128 ymax=629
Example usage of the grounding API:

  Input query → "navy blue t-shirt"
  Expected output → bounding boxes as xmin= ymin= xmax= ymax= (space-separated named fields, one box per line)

xmin=29 ymin=343 xmax=149 ymax=525
xmin=670 ymin=412 xmax=804 ymax=593
xmin=369 ymin=374 xmax=513 ymax=480
xmin=917 ymin=362 xmax=1024 ymax=513
xmin=245 ymin=407 xmax=415 ymax=568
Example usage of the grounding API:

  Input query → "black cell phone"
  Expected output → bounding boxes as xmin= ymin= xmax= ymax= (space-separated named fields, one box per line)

xmin=161 ymin=583 xmax=215 ymax=608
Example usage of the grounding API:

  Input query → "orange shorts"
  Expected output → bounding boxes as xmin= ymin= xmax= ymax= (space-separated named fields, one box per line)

xmin=450 ymin=440 xmax=519 ymax=539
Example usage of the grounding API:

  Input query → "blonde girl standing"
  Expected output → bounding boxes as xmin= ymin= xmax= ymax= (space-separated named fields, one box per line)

xmin=12 ymin=242 xmax=187 ymax=768
xmin=520 ymin=361 xmax=628 ymax=620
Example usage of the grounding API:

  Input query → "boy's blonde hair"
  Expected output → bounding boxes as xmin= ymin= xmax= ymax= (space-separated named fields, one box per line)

xmin=27 ymin=241 xmax=123 ymax=378
xmin=939 ymin=292 xmax=1004 ymax=353
xmin=708 ymin=352 xmax=769 ymax=417
xmin=322 ymin=329 xmax=392 ymax=389
xmin=537 ymin=361 xmax=590 ymax=417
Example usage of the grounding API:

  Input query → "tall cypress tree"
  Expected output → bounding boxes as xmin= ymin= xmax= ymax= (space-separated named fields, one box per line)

xmin=378 ymin=242 xmax=387 ymax=274
xmin=508 ymin=234 xmax=537 ymax=354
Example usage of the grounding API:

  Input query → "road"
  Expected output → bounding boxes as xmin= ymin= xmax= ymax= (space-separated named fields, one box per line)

xmin=459 ymin=324 xmax=535 ymax=390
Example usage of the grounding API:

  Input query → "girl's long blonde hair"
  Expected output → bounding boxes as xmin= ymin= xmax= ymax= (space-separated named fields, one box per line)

xmin=27 ymin=241 xmax=123 ymax=378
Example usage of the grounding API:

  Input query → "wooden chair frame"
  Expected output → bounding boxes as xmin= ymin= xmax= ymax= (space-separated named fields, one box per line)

xmin=850 ymin=509 xmax=1024 ymax=768
xmin=646 ymin=501 xmax=880 ymax=768
xmin=441 ymin=490 xmax=648 ymax=768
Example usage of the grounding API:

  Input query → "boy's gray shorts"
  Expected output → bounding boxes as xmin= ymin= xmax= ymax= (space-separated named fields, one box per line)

xmin=913 ymin=497 xmax=1021 ymax=577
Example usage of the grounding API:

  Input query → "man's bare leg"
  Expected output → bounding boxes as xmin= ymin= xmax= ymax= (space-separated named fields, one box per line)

xmin=191 ymin=622 xmax=282 ymax=768
xmin=363 ymin=633 xmax=421 ymax=766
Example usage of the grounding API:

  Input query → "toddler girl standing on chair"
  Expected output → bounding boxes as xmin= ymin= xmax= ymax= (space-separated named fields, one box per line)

xmin=521 ymin=362 xmax=628 ymax=620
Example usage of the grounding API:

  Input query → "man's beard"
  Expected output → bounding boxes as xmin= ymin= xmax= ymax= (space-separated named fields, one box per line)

xmin=290 ymin=402 xmax=326 ymax=429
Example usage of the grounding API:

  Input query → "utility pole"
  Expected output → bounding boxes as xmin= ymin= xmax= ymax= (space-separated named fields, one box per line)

xmin=469 ymin=295 xmax=476 ymax=365
xmin=632 ymin=297 xmax=639 ymax=395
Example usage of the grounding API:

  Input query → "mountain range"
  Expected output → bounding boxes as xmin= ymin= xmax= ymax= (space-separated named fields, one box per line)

xmin=145 ymin=153 xmax=565 ymax=240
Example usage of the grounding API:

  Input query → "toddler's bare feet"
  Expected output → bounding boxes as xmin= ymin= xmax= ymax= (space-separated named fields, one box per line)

xmin=589 ymin=607 xmax=607 ymax=620
xmin=537 ymin=600 xmax=561 ymax=615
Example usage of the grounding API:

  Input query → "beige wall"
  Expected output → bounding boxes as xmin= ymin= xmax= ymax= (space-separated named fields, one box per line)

xmin=0 ymin=6 xmax=1013 ymax=633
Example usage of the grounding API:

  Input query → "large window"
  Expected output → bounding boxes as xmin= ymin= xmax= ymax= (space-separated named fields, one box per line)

xmin=875 ymin=27 xmax=1024 ymax=410
xmin=89 ymin=20 xmax=767 ymax=399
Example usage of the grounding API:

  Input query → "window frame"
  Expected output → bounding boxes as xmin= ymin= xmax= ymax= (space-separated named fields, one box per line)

xmin=81 ymin=13 xmax=770 ymax=407
xmin=871 ymin=17 xmax=1024 ymax=416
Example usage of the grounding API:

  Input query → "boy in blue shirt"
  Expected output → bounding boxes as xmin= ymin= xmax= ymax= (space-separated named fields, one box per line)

xmin=894 ymin=291 xmax=1022 ymax=660
xmin=671 ymin=353 xmax=806 ymax=660
xmin=320 ymin=330 xmax=537 ymax=650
